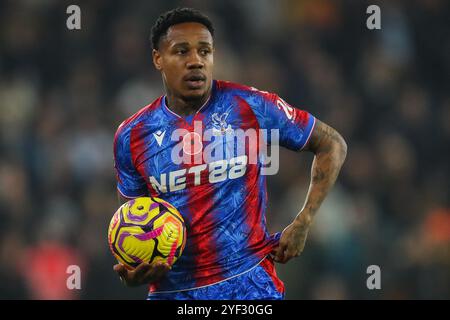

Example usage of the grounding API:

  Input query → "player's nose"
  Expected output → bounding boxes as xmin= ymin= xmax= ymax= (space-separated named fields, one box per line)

xmin=186 ymin=51 xmax=204 ymax=69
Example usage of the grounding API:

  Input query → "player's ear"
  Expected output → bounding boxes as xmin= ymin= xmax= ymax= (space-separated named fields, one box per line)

xmin=152 ymin=49 xmax=162 ymax=71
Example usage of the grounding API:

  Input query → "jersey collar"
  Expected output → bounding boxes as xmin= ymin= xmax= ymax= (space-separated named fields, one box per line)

xmin=161 ymin=80 xmax=216 ymax=120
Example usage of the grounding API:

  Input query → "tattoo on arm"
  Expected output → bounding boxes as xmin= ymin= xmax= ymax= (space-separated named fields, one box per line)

xmin=304 ymin=119 xmax=346 ymax=154
xmin=312 ymin=167 xmax=326 ymax=184
xmin=298 ymin=120 xmax=347 ymax=219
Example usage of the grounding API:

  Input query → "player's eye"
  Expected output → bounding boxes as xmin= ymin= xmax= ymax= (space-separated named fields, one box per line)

xmin=200 ymin=49 xmax=211 ymax=55
xmin=176 ymin=49 xmax=187 ymax=55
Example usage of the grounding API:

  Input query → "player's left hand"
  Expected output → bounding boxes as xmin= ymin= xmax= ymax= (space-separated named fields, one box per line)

xmin=113 ymin=261 xmax=170 ymax=287
xmin=272 ymin=213 xmax=312 ymax=264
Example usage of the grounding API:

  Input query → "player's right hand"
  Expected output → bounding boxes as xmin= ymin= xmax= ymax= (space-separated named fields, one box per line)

xmin=113 ymin=262 xmax=170 ymax=287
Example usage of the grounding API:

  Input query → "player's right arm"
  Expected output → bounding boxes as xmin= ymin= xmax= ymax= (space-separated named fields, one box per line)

xmin=113 ymin=123 xmax=170 ymax=287
xmin=248 ymin=89 xmax=346 ymax=263
xmin=273 ymin=119 xmax=347 ymax=263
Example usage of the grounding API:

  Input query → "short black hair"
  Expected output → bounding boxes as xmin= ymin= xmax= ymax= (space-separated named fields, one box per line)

xmin=151 ymin=7 xmax=215 ymax=50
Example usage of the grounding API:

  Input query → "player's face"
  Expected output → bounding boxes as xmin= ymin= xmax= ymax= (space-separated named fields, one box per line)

xmin=153 ymin=22 xmax=214 ymax=101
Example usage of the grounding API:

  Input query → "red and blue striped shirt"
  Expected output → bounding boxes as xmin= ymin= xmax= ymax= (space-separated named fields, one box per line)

xmin=113 ymin=80 xmax=315 ymax=293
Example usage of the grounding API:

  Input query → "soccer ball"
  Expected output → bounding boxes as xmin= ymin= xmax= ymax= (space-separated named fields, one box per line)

xmin=108 ymin=197 xmax=186 ymax=269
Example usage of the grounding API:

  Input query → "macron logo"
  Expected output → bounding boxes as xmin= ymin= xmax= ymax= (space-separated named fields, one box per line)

xmin=153 ymin=130 xmax=166 ymax=147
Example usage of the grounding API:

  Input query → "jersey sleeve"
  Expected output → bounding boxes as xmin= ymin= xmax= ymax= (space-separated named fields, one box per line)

xmin=251 ymin=90 xmax=316 ymax=151
xmin=113 ymin=123 xmax=148 ymax=198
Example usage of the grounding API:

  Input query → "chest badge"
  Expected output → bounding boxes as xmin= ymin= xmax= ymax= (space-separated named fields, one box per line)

xmin=212 ymin=112 xmax=233 ymax=136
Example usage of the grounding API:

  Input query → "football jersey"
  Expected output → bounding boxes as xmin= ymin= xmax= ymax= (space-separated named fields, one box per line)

xmin=113 ymin=80 xmax=316 ymax=293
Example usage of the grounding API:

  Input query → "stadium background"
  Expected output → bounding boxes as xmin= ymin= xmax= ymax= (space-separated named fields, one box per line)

xmin=0 ymin=0 xmax=448 ymax=299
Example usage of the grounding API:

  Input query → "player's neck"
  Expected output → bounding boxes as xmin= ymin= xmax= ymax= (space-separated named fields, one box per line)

xmin=165 ymin=88 xmax=212 ymax=117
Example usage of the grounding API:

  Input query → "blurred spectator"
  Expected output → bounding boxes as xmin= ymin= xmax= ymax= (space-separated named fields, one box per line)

xmin=21 ymin=241 xmax=84 ymax=300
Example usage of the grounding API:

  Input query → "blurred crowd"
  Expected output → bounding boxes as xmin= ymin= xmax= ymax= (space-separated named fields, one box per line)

xmin=0 ymin=0 xmax=448 ymax=299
